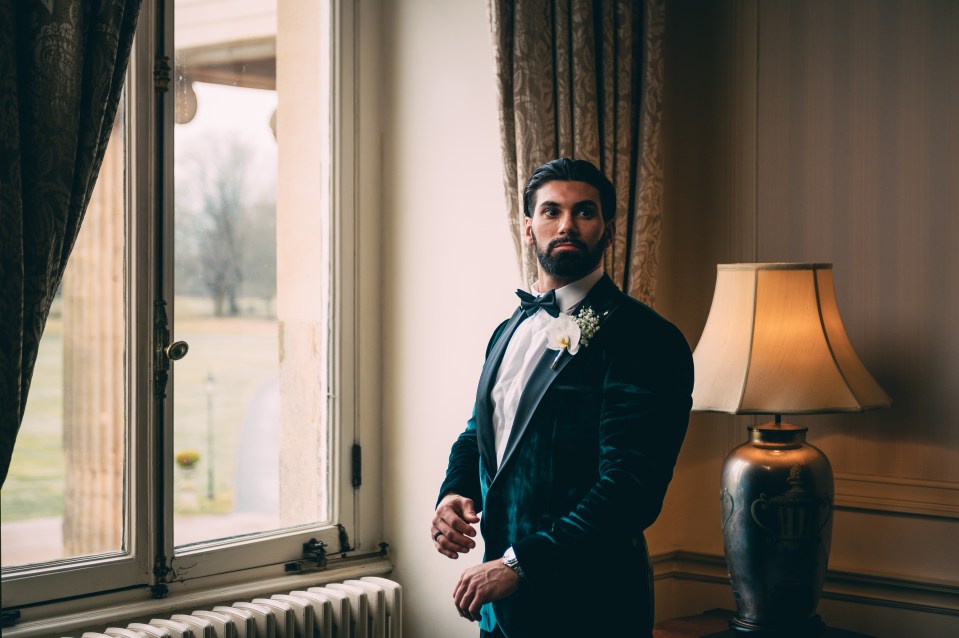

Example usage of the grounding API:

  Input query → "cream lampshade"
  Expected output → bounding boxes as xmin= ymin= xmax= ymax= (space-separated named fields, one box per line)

xmin=693 ymin=263 xmax=890 ymax=414
xmin=692 ymin=263 xmax=890 ymax=634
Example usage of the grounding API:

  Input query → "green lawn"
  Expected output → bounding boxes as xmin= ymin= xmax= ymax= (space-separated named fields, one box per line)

xmin=171 ymin=315 xmax=279 ymax=510
xmin=2 ymin=321 xmax=67 ymax=521
xmin=0 ymin=299 xmax=279 ymax=523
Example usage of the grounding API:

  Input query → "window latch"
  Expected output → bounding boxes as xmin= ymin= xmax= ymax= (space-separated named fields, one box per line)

xmin=351 ymin=443 xmax=362 ymax=488
xmin=154 ymin=55 xmax=171 ymax=92
xmin=285 ymin=538 xmax=327 ymax=574
xmin=154 ymin=300 xmax=189 ymax=400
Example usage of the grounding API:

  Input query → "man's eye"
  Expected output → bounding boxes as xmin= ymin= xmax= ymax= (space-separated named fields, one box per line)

xmin=576 ymin=209 xmax=596 ymax=218
xmin=543 ymin=208 xmax=559 ymax=216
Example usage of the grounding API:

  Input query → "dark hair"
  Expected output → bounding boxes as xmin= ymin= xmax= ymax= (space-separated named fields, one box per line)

xmin=522 ymin=158 xmax=615 ymax=221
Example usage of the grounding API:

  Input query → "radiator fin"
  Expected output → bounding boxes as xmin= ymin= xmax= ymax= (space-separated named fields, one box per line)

xmin=171 ymin=614 xmax=216 ymax=638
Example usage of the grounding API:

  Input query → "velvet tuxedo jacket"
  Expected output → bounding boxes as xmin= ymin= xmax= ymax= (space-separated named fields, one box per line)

xmin=438 ymin=275 xmax=693 ymax=637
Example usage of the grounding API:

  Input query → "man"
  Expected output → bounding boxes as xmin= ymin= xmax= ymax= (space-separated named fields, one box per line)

xmin=432 ymin=158 xmax=693 ymax=637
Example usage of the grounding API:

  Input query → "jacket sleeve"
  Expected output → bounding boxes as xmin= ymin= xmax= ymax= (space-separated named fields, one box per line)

xmin=436 ymin=411 xmax=483 ymax=510
xmin=435 ymin=318 xmax=512 ymax=511
xmin=513 ymin=311 xmax=694 ymax=584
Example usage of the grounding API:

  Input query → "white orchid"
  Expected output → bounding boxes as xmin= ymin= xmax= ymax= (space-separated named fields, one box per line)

xmin=545 ymin=313 xmax=581 ymax=369
xmin=545 ymin=312 xmax=581 ymax=354
xmin=544 ymin=307 xmax=603 ymax=369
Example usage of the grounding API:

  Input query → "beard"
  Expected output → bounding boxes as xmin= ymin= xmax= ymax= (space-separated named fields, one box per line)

xmin=533 ymin=231 xmax=607 ymax=280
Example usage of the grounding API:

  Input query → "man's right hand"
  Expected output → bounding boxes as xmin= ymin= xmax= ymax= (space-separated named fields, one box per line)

xmin=431 ymin=493 xmax=480 ymax=559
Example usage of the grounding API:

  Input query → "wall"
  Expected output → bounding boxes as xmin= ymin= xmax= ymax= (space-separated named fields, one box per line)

xmin=377 ymin=1 xmax=959 ymax=636
xmin=656 ymin=1 xmax=959 ymax=636
xmin=378 ymin=2 xmax=518 ymax=637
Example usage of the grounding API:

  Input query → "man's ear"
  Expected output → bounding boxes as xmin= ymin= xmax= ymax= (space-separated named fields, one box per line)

xmin=604 ymin=220 xmax=616 ymax=245
xmin=524 ymin=216 xmax=534 ymax=246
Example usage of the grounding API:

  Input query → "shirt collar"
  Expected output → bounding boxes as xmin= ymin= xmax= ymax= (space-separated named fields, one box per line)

xmin=531 ymin=267 xmax=604 ymax=314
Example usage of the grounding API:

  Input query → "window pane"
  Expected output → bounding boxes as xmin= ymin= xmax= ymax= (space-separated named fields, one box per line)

xmin=173 ymin=0 xmax=331 ymax=548
xmin=1 ymin=113 xmax=127 ymax=569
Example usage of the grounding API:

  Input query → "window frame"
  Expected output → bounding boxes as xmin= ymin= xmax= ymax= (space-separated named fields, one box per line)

xmin=1 ymin=0 xmax=368 ymax=617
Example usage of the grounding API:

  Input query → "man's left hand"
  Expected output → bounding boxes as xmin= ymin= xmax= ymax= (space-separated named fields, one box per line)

xmin=453 ymin=559 xmax=520 ymax=622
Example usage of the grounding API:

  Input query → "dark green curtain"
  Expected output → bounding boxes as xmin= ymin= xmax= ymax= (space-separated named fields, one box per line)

xmin=0 ymin=0 xmax=141 ymax=486
xmin=488 ymin=0 xmax=665 ymax=304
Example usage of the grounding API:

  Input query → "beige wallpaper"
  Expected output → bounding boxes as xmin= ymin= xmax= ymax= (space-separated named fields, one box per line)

xmin=661 ymin=0 xmax=959 ymax=517
xmin=755 ymin=0 xmax=959 ymax=491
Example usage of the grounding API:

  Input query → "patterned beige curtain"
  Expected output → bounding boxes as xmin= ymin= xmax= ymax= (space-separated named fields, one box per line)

xmin=0 ymin=0 xmax=141 ymax=486
xmin=489 ymin=0 xmax=665 ymax=305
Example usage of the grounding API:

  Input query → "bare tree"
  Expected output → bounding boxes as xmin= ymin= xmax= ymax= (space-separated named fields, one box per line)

xmin=176 ymin=137 xmax=253 ymax=316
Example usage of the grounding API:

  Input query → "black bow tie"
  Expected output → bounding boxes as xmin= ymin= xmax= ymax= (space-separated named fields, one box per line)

xmin=516 ymin=289 xmax=560 ymax=318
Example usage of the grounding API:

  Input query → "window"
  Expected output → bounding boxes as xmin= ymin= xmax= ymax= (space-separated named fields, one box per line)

xmin=1 ymin=0 xmax=368 ymax=615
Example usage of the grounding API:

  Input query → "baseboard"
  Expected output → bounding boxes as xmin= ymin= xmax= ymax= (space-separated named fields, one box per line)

xmin=651 ymin=550 xmax=728 ymax=584
xmin=651 ymin=551 xmax=959 ymax=617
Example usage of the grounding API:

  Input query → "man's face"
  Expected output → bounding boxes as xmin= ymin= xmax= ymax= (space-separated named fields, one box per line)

xmin=525 ymin=180 xmax=612 ymax=281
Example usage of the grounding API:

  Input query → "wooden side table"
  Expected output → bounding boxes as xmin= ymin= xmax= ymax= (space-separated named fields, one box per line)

xmin=653 ymin=609 xmax=875 ymax=638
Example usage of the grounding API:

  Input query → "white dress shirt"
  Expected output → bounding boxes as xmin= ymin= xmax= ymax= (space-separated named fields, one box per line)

xmin=490 ymin=267 xmax=605 ymax=469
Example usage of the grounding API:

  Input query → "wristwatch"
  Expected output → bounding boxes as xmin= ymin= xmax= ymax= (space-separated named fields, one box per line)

xmin=502 ymin=546 xmax=526 ymax=580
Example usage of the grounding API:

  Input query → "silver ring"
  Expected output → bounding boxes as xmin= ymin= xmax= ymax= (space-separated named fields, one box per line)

xmin=432 ymin=530 xmax=443 ymax=541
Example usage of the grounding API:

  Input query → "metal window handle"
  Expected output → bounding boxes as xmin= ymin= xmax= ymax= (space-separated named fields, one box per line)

xmin=165 ymin=340 xmax=189 ymax=361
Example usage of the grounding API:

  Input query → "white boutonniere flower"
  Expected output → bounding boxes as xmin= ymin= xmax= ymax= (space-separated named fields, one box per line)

xmin=546 ymin=313 xmax=582 ymax=356
xmin=545 ymin=306 xmax=601 ymax=369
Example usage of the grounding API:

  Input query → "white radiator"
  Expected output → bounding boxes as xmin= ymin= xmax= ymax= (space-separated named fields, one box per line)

xmin=79 ymin=577 xmax=401 ymax=638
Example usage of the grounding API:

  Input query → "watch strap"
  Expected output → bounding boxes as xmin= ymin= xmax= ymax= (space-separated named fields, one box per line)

xmin=502 ymin=546 xmax=526 ymax=580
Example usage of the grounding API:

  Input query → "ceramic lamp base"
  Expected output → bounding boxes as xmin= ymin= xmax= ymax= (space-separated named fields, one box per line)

xmin=721 ymin=422 xmax=834 ymax=635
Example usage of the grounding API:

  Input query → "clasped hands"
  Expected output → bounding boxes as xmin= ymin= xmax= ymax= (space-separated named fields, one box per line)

xmin=432 ymin=493 xmax=520 ymax=622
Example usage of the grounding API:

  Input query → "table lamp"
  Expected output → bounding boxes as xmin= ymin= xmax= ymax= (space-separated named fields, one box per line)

xmin=692 ymin=263 xmax=890 ymax=634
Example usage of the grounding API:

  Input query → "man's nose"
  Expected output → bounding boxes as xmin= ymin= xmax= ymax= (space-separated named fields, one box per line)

xmin=557 ymin=211 xmax=577 ymax=234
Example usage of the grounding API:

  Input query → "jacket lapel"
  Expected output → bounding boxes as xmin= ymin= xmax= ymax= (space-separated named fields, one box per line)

xmin=492 ymin=275 xmax=623 ymax=481
xmin=493 ymin=344 xmax=576 ymax=481
xmin=475 ymin=307 xmax=526 ymax=479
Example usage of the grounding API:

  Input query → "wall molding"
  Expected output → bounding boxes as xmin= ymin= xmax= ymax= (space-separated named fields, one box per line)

xmin=652 ymin=551 xmax=959 ymax=618
xmin=652 ymin=549 xmax=729 ymax=585
xmin=834 ymin=473 xmax=959 ymax=519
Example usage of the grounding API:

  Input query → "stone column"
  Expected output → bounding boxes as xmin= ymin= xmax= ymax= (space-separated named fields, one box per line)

xmin=275 ymin=0 xmax=331 ymax=526
xmin=61 ymin=120 xmax=125 ymax=557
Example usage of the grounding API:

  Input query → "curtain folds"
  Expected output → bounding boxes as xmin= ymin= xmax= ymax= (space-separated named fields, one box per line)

xmin=0 ymin=0 xmax=141 ymax=486
xmin=489 ymin=0 xmax=665 ymax=304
